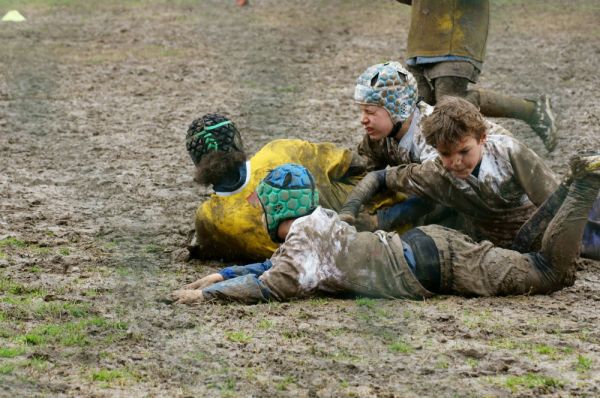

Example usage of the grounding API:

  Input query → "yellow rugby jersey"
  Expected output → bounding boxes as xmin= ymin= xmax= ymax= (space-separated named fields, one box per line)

xmin=194 ymin=139 xmax=358 ymax=260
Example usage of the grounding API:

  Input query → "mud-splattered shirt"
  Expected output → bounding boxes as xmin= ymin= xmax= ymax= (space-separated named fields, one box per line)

xmin=384 ymin=135 xmax=559 ymax=248
xmin=260 ymin=207 xmax=431 ymax=300
xmin=357 ymin=102 xmax=511 ymax=171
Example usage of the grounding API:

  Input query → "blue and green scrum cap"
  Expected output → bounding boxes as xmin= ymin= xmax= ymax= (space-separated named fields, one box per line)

xmin=185 ymin=113 xmax=244 ymax=164
xmin=256 ymin=164 xmax=320 ymax=242
xmin=354 ymin=61 xmax=418 ymax=124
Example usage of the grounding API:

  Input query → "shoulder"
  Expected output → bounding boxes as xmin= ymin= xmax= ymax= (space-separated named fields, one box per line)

xmin=484 ymin=119 xmax=513 ymax=137
xmin=417 ymin=101 xmax=434 ymax=116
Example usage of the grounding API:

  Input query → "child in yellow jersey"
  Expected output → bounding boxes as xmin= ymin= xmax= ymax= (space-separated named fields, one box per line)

xmin=185 ymin=113 xmax=366 ymax=261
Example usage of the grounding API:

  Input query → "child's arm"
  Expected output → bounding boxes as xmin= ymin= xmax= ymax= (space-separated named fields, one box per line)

xmin=183 ymin=260 xmax=273 ymax=290
xmin=509 ymin=141 xmax=560 ymax=207
xmin=357 ymin=135 xmax=388 ymax=172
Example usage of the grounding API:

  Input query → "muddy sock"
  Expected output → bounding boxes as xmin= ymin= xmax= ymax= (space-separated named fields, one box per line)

xmin=540 ymin=177 xmax=600 ymax=286
xmin=475 ymin=89 xmax=535 ymax=122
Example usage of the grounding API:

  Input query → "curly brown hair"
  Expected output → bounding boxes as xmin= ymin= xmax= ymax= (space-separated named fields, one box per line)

xmin=421 ymin=96 xmax=487 ymax=148
xmin=194 ymin=151 xmax=247 ymax=186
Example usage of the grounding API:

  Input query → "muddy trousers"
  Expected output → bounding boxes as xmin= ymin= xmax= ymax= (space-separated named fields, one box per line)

xmin=424 ymin=177 xmax=600 ymax=296
xmin=513 ymin=181 xmax=600 ymax=260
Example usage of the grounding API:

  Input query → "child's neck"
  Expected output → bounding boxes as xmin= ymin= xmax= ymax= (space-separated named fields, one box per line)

xmin=392 ymin=113 xmax=414 ymax=141
xmin=213 ymin=162 xmax=247 ymax=193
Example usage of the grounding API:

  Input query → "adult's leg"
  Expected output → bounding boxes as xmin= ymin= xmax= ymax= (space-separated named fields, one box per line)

xmin=431 ymin=75 xmax=557 ymax=151
xmin=407 ymin=65 xmax=434 ymax=105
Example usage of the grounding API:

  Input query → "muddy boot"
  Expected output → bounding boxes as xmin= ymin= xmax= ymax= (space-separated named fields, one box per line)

xmin=476 ymin=90 xmax=558 ymax=151
xmin=527 ymin=94 xmax=558 ymax=152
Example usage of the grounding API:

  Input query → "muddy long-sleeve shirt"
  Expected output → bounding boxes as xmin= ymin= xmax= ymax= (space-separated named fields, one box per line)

xmin=259 ymin=207 xmax=431 ymax=301
xmin=384 ymin=135 xmax=559 ymax=248
xmin=357 ymin=102 xmax=512 ymax=171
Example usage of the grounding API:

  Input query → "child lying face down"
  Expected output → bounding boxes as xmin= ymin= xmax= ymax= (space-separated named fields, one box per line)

xmin=171 ymin=158 xmax=600 ymax=305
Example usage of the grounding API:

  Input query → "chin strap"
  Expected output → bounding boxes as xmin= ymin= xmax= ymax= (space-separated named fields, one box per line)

xmin=388 ymin=121 xmax=403 ymax=138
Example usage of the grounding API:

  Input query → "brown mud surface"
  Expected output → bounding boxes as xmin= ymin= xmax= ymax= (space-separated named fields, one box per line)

xmin=1 ymin=1 xmax=599 ymax=396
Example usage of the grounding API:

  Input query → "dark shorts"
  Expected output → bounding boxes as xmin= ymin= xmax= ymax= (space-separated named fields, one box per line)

xmin=408 ymin=61 xmax=481 ymax=84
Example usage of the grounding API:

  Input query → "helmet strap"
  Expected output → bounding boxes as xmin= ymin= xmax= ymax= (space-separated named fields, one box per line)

xmin=388 ymin=121 xmax=403 ymax=138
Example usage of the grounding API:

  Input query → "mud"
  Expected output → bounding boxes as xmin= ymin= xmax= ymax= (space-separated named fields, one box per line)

xmin=1 ymin=1 xmax=599 ymax=396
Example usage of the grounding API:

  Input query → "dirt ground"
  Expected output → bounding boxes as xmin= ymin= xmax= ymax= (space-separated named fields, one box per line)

xmin=1 ymin=0 xmax=599 ymax=396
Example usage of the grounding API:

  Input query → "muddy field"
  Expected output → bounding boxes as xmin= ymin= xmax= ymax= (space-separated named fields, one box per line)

xmin=1 ymin=0 xmax=599 ymax=396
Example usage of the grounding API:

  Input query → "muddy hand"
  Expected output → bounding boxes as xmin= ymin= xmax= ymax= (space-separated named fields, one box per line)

xmin=184 ymin=273 xmax=224 ymax=290
xmin=170 ymin=289 xmax=205 ymax=304
xmin=339 ymin=212 xmax=356 ymax=225
xmin=340 ymin=169 xmax=387 ymax=221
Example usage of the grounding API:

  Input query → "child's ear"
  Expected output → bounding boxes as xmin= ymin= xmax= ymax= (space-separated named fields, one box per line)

xmin=479 ymin=132 xmax=488 ymax=144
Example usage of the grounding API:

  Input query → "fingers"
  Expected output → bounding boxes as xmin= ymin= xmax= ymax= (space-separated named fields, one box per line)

xmin=339 ymin=213 xmax=356 ymax=225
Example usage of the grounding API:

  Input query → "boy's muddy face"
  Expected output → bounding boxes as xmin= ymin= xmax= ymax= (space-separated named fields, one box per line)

xmin=359 ymin=104 xmax=394 ymax=141
xmin=437 ymin=135 xmax=486 ymax=179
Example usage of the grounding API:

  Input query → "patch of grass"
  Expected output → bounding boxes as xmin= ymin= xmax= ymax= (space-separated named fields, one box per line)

xmin=275 ymin=375 xmax=296 ymax=391
xmin=329 ymin=348 xmax=359 ymax=362
xmin=16 ymin=317 xmax=127 ymax=348
xmin=33 ymin=301 xmax=91 ymax=319
xmin=219 ymin=377 xmax=236 ymax=393
xmin=355 ymin=297 xmax=377 ymax=309
xmin=534 ymin=344 xmax=558 ymax=357
xmin=489 ymin=338 xmax=519 ymax=350
xmin=466 ymin=358 xmax=479 ymax=369
xmin=505 ymin=373 xmax=563 ymax=393
xmin=576 ymin=355 xmax=592 ymax=373
xmin=389 ymin=340 xmax=413 ymax=354
xmin=58 ymin=247 xmax=71 ymax=256
xmin=307 ymin=297 xmax=329 ymax=306
xmin=0 ymin=364 xmax=15 ymax=375
xmin=31 ymin=246 xmax=51 ymax=255
xmin=18 ymin=357 xmax=48 ymax=371
xmin=436 ymin=357 xmax=449 ymax=369
xmin=225 ymin=331 xmax=252 ymax=344
xmin=274 ymin=85 xmax=298 ymax=93
xmin=143 ymin=244 xmax=162 ymax=253
xmin=0 ymin=278 xmax=44 ymax=296
xmin=29 ymin=266 xmax=42 ymax=273
xmin=462 ymin=309 xmax=492 ymax=329
xmin=0 ymin=347 xmax=25 ymax=358
xmin=115 ymin=266 xmax=133 ymax=277
xmin=258 ymin=319 xmax=273 ymax=330
xmin=0 ymin=237 xmax=26 ymax=248
xmin=91 ymin=368 xmax=130 ymax=383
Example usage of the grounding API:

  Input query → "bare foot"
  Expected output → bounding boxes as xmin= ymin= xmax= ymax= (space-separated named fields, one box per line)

xmin=170 ymin=289 xmax=205 ymax=304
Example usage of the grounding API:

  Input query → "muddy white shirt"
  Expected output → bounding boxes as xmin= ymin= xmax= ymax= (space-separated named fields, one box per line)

xmin=385 ymin=135 xmax=559 ymax=248
xmin=259 ymin=207 xmax=430 ymax=300
xmin=357 ymin=102 xmax=511 ymax=171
